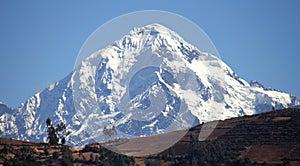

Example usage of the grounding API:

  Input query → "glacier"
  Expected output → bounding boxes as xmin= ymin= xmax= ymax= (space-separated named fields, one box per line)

xmin=0 ymin=24 xmax=299 ymax=147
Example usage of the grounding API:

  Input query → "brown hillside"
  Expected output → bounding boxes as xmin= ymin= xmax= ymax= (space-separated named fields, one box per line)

xmin=0 ymin=108 xmax=299 ymax=165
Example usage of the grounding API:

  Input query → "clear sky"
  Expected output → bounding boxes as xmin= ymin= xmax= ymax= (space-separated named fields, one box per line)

xmin=0 ymin=0 xmax=299 ymax=107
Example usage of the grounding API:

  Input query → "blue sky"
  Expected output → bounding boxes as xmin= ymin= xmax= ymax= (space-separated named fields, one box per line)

xmin=0 ymin=1 xmax=300 ymax=107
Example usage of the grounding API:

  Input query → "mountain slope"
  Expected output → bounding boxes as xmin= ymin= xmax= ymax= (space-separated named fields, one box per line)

xmin=0 ymin=24 xmax=299 ymax=147
xmin=146 ymin=108 xmax=300 ymax=165
xmin=1 ymin=108 xmax=299 ymax=165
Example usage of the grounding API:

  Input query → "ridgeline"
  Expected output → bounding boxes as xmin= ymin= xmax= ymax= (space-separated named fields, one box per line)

xmin=1 ymin=108 xmax=299 ymax=166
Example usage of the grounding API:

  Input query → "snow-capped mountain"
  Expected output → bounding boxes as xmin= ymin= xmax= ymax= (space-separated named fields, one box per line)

xmin=0 ymin=24 xmax=299 ymax=147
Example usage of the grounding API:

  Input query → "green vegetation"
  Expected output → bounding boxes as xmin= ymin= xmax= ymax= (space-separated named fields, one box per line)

xmin=146 ymin=134 xmax=253 ymax=166
xmin=62 ymin=145 xmax=73 ymax=166
xmin=145 ymin=159 xmax=162 ymax=166
xmin=46 ymin=118 xmax=70 ymax=145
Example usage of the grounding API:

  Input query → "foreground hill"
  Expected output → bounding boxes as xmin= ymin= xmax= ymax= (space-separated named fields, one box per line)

xmin=0 ymin=108 xmax=299 ymax=165
xmin=150 ymin=107 xmax=300 ymax=165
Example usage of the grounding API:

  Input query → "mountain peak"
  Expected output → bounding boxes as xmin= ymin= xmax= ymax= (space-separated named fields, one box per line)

xmin=112 ymin=23 xmax=195 ymax=56
xmin=129 ymin=23 xmax=175 ymax=36
xmin=1 ymin=23 xmax=299 ymax=148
